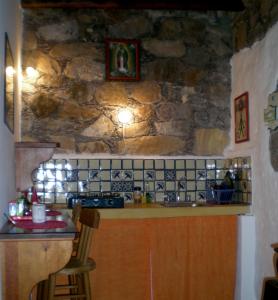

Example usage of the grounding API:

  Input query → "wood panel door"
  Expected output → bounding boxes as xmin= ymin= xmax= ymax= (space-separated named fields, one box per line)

xmin=150 ymin=216 xmax=237 ymax=300
xmin=92 ymin=219 xmax=151 ymax=300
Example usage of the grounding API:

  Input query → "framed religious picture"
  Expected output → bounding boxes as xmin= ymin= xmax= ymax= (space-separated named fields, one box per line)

xmin=4 ymin=32 xmax=15 ymax=133
xmin=234 ymin=92 xmax=249 ymax=143
xmin=105 ymin=38 xmax=140 ymax=81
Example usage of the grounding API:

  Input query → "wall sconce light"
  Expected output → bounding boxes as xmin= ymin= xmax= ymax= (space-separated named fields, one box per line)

xmin=117 ymin=108 xmax=134 ymax=125
xmin=6 ymin=66 xmax=15 ymax=77
xmin=26 ymin=66 xmax=39 ymax=77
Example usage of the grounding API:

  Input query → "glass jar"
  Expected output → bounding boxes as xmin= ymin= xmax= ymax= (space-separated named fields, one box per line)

xmin=133 ymin=186 xmax=142 ymax=204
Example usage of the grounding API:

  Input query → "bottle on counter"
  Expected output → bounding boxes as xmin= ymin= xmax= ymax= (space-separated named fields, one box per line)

xmin=145 ymin=183 xmax=152 ymax=204
xmin=133 ymin=186 xmax=142 ymax=204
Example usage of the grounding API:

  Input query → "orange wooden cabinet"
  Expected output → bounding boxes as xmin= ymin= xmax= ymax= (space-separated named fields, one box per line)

xmin=91 ymin=215 xmax=237 ymax=300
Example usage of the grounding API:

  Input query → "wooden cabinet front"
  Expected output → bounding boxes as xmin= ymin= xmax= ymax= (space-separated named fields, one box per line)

xmin=91 ymin=215 xmax=237 ymax=300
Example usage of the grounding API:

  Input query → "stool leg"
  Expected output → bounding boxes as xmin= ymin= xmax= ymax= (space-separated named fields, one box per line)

xmin=83 ymin=272 xmax=91 ymax=300
xmin=47 ymin=274 xmax=56 ymax=300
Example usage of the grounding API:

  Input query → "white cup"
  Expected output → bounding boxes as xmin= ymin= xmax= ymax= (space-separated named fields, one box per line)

xmin=32 ymin=204 xmax=46 ymax=223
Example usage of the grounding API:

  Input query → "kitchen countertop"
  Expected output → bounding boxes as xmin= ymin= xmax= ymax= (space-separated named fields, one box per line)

xmin=53 ymin=202 xmax=250 ymax=220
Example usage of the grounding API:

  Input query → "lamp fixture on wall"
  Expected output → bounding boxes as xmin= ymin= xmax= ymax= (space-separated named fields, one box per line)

xmin=6 ymin=66 xmax=15 ymax=77
xmin=117 ymin=108 xmax=134 ymax=125
xmin=25 ymin=66 xmax=39 ymax=77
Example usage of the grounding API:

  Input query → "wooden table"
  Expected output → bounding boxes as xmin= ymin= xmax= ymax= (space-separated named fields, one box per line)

xmin=0 ymin=211 xmax=76 ymax=300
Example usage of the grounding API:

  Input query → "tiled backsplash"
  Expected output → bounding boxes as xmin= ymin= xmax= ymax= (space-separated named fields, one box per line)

xmin=32 ymin=157 xmax=252 ymax=204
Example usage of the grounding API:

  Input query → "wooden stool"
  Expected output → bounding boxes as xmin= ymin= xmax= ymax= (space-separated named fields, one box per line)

xmin=42 ymin=208 xmax=100 ymax=300
xmin=261 ymin=243 xmax=278 ymax=300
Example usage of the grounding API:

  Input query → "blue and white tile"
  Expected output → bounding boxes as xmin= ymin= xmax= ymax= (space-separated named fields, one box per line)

xmin=89 ymin=170 xmax=100 ymax=181
xmin=155 ymin=181 xmax=165 ymax=191
xmin=123 ymin=170 xmax=133 ymax=181
xmin=165 ymin=170 xmax=176 ymax=181
xmin=112 ymin=170 xmax=122 ymax=181
xmin=66 ymin=169 xmax=78 ymax=182
xmin=145 ymin=170 xmax=155 ymax=180
xmin=196 ymin=170 xmax=206 ymax=180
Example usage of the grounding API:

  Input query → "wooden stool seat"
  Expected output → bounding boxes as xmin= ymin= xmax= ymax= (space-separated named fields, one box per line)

xmin=57 ymin=257 xmax=96 ymax=275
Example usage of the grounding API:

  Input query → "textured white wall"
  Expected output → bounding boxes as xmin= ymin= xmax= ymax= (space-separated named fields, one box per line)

xmin=227 ymin=21 xmax=278 ymax=299
xmin=0 ymin=2 xmax=20 ymax=298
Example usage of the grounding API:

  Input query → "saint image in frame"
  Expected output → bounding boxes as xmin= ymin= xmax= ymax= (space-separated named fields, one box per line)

xmin=234 ymin=92 xmax=249 ymax=143
xmin=105 ymin=39 xmax=140 ymax=81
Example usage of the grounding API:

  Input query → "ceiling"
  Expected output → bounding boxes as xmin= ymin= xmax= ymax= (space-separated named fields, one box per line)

xmin=21 ymin=0 xmax=245 ymax=11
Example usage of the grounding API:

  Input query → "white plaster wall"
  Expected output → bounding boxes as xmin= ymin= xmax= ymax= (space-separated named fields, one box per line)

xmin=227 ymin=21 xmax=278 ymax=299
xmin=0 ymin=2 xmax=21 ymax=298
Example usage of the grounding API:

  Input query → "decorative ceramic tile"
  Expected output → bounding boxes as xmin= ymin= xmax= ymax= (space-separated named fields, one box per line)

xmin=112 ymin=170 xmax=121 ymax=181
xmin=79 ymin=170 xmax=89 ymax=181
xmin=166 ymin=192 xmax=176 ymax=202
xmin=165 ymin=159 xmax=174 ymax=169
xmin=177 ymin=180 xmax=186 ymax=191
xmin=187 ymin=191 xmax=196 ymax=201
xmin=196 ymin=160 xmax=205 ymax=169
xmin=155 ymin=159 xmax=164 ymax=169
xmin=78 ymin=181 xmax=89 ymax=192
xmin=67 ymin=182 xmax=78 ymax=192
xmin=134 ymin=170 xmax=143 ymax=180
xmin=187 ymin=181 xmax=195 ymax=191
xmin=145 ymin=170 xmax=155 ymax=180
xmin=134 ymin=159 xmax=143 ymax=169
xmin=165 ymin=170 xmax=176 ymax=181
xmin=145 ymin=181 xmax=154 ymax=191
xmin=155 ymin=171 xmax=164 ymax=180
xmin=216 ymin=169 xmax=225 ymax=180
xmin=156 ymin=181 xmax=165 ymax=191
xmin=166 ymin=181 xmax=175 ymax=191
xmin=55 ymin=182 xmax=65 ymax=193
xmin=44 ymin=192 xmax=55 ymax=203
xmin=155 ymin=192 xmax=165 ymax=202
xmin=45 ymin=169 xmax=56 ymax=181
xmin=89 ymin=159 xmax=100 ymax=169
xmin=134 ymin=181 xmax=144 ymax=190
xmin=78 ymin=159 xmax=88 ymax=169
xmin=186 ymin=160 xmax=195 ymax=169
xmin=177 ymin=192 xmax=186 ymax=201
xmin=216 ymin=159 xmax=225 ymax=169
xmin=101 ymin=181 xmax=111 ymax=192
xmin=100 ymin=159 xmax=110 ymax=170
xmin=66 ymin=170 xmax=78 ymax=182
xmin=206 ymin=159 xmax=216 ymax=169
xmin=100 ymin=170 xmax=110 ymax=181
xmin=123 ymin=159 xmax=132 ymax=169
xmin=196 ymin=181 xmax=206 ymax=190
xmin=111 ymin=181 xmax=133 ymax=192
xmin=176 ymin=160 xmax=185 ymax=170
xmin=123 ymin=170 xmax=133 ymax=181
xmin=206 ymin=170 xmax=216 ymax=180
xmin=55 ymin=193 xmax=66 ymax=203
xmin=56 ymin=170 xmax=66 ymax=181
xmin=112 ymin=159 xmax=121 ymax=169
xmin=89 ymin=182 xmax=100 ymax=192
xmin=197 ymin=191 xmax=206 ymax=200
xmin=186 ymin=170 xmax=195 ymax=180
xmin=44 ymin=160 xmax=55 ymax=169
xmin=89 ymin=170 xmax=100 ymax=181
xmin=34 ymin=182 xmax=44 ymax=192
xmin=196 ymin=170 xmax=206 ymax=180
xmin=176 ymin=171 xmax=186 ymax=180
xmin=68 ymin=159 xmax=78 ymax=169
xmin=55 ymin=159 xmax=67 ymax=170
xmin=144 ymin=160 xmax=154 ymax=169
xmin=124 ymin=193 xmax=133 ymax=202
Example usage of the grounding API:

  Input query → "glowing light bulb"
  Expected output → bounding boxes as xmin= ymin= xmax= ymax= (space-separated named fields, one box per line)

xmin=6 ymin=66 xmax=15 ymax=77
xmin=118 ymin=109 xmax=133 ymax=125
xmin=26 ymin=66 xmax=38 ymax=77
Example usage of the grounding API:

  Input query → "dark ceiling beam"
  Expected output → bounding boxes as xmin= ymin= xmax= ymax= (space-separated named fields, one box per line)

xmin=21 ymin=0 xmax=245 ymax=11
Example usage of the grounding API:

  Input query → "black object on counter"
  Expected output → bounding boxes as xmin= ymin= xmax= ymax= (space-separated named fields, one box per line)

xmin=67 ymin=193 xmax=124 ymax=209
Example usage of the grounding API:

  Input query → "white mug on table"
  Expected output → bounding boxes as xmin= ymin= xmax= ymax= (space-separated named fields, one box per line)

xmin=32 ymin=203 xmax=46 ymax=223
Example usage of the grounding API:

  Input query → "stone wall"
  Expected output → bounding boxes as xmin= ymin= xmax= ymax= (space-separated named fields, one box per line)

xmin=21 ymin=9 xmax=233 ymax=155
xmin=233 ymin=0 xmax=278 ymax=51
